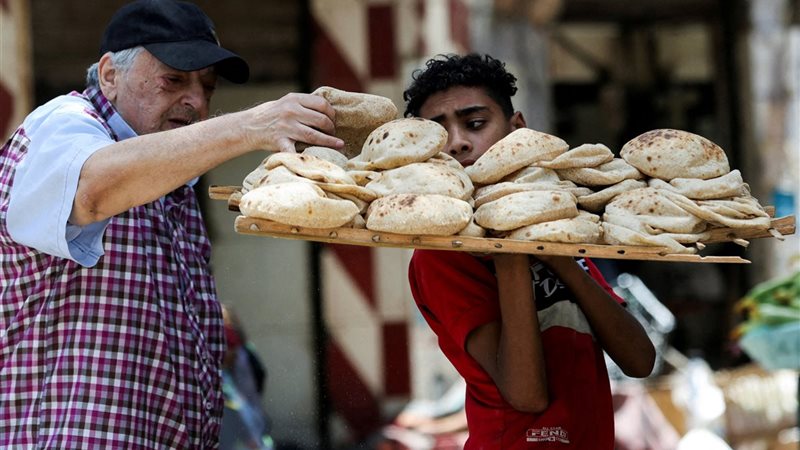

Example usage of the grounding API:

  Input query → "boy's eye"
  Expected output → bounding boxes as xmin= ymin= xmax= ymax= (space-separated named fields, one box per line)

xmin=467 ymin=119 xmax=486 ymax=130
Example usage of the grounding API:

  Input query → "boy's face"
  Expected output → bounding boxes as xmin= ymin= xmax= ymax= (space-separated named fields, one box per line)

xmin=418 ymin=85 xmax=525 ymax=166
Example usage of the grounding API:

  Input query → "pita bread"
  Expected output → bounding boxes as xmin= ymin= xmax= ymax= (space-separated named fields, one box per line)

xmin=365 ymin=162 xmax=474 ymax=200
xmin=316 ymin=182 xmax=378 ymax=202
xmin=535 ymin=143 xmax=614 ymax=169
xmin=255 ymin=164 xmax=377 ymax=202
xmin=257 ymin=165 xmax=311 ymax=187
xmin=557 ymin=158 xmax=644 ymax=187
xmin=266 ymin=152 xmax=356 ymax=185
xmin=604 ymin=188 xmax=706 ymax=234
xmin=473 ymin=190 xmax=578 ymax=231
xmin=620 ymin=129 xmax=730 ymax=180
xmin=252 ymin=166 xmax=374 ymax=205
xmin=465 ymin=128 xmax=569 ymax=185
xmin=427 ymin=152 xmax=464 ymax=169
xmin=602 ymin=210 xmax=710 ymax=243
xmin=657 ymin=190 xmax=772 ymax=229
xmin=347 ymin=118 xmax=448 ymax=170
xmin=306 ymin=86 xmax=398 ymax=158
xmin=602 ymin=221 xmax=696 ymax=254
xmin=457 ymin=218 xmax=486 ymax=237
xmin=326 ymin=191 xmax=370 ymax=214
xmin=301 ymin=146 xmax=348 ymax=168
xmin=647 ymin=169 xmax=748 ymax=200
xmin=242 ymin=164 xmax=270 ymax=193
xmin=239 ymin=182 xmax=360 ymax=228
xmin=346 ymin=213 xmax=367 ymax=229
xmin=501 ymin=166 xmax=561 ymax=184
xmin=347 ymin=170 xmax=380 ymax=186
xmin=576 ymin=179 xmax=648 ymax=213
xmin=507 ymin=210 xmax=602 ymax=244
xmin=365 ymin=194 xmax=473 ymax=236
xmin=473 ymin=181 xmax=592 ymax=208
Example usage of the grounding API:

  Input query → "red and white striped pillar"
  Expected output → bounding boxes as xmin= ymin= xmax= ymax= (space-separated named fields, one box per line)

xmin=310 ymin=0 xmax=471 ymax=443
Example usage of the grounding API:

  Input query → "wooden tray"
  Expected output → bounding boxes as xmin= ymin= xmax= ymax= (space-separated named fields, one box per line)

xmin=210 ymin=185 xmax=796 ymax=264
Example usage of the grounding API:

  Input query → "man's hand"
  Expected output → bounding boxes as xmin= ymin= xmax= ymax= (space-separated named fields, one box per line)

xmin=243 ymin=93 xmax=344 ymax=153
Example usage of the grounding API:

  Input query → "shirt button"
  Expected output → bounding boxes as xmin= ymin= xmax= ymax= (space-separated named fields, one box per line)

xmin=205 ymin=401 xmax=214 ymax=411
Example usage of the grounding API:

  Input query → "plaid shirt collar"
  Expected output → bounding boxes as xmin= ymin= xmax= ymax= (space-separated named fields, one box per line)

xmin=75 ymin=86 xmax=137 ymax=142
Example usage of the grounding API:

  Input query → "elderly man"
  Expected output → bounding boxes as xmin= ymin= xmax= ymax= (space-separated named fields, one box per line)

xmin=0 ymin=0 xmax=341 ymax=447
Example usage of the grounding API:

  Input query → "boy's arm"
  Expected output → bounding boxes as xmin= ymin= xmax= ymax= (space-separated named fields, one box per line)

xmin=538 ymin=255 xmax=656 ymax=378
xmin=465 ymin=254 xmax=549 ymax=413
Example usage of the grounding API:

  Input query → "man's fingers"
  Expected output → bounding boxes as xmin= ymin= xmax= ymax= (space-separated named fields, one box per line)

xmin=296 ymin=124 xmax=344 ymax=150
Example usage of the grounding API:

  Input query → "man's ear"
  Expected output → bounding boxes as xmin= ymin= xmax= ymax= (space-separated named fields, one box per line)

xmin=510 ymin=111 xmax=527 ymax=130
xmin=98 ymin=53 xmax=118 ymax=102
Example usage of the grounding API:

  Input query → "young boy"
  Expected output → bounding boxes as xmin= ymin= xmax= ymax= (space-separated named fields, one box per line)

xmin=404 ymin=53 xmax=656 ymax=449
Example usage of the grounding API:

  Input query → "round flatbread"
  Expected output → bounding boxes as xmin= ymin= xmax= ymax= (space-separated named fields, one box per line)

xmin=557 ymin=158 xmax=644 ymax=187
xmin=347 ymin=118 xmax=447 ymax=170
xmin=647 ymin=169 xmax=747 ymax=200
xmin=266 ymin=152 xmax=356 ymax=185
xmin=657 ymin=190 xmax=771 ymax=229
xmin=473 ymin=190 xmax=578 ymax=231
xmin=457 ymin=218 xmax=486 ymax=237
xmin=242 ymin=163 xmax=270 ymax=193
xmin=257 ymin=165 xmax=311 ymax=187
xmin=306 ymin=86 xmax=398 ymax=158
xmin=465 ymin=128 xmax=569 ymax=185
xmin=604 ymin=188 xmax=706 ymax=234
xmin=347 ymin=170 xmax=380 ymax=186
xmin=239 ymin=182 xmax=360 ymax=228
xmin=501 ymin=166 xmax=561 ymax=184
xmin=535 ymin=143 xmax=614 ymax=169
xmin=620 ymin=129 xmax=730 ymax=180
xmin=302 ymin=146 xmax=348 ymax=168
xmin=473 ymin=181 xmax=591 ymax=208
xmin=576 ymin=179 xmax=648 ymax=213
xmin=365 ymin=193 xmax=473 ymax=236
xmin=602 ymin=221 xmax=696 ymax=254
xmin=427 ymin=152 xmax=464 ymax=169
xmin=507 ymin=210 xmax=602 ymax=243
xmin=365 ymin=162 xmax=474 ymax=200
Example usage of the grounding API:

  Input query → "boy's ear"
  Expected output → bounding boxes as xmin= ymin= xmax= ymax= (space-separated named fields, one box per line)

xmin=510 ymin=111 xmax=527 ymax=130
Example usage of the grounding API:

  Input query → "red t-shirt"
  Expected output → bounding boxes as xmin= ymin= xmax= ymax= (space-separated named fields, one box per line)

xmin=408 ymin=250 xmax=623 ymax=449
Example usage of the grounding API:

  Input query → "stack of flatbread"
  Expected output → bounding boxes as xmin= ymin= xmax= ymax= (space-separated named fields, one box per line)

xmin=460 ymin=128 xmax=773 ymax=252
xmin=349 ymin=118 xmax=475 ymax=235
xmin=235 ymin=93 xmax=775 ymax=252
xmin=463 ymin=130 xmax=604 ymax=243
xmin=239 ymin=87 xmax=396 ymax=229
xmin=239 ymin=150 xmax=378 ymax=228
xmin=593 ymin=129 xmax=771 ymax=252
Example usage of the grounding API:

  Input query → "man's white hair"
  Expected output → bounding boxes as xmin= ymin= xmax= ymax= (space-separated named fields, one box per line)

xmin=85 ymin=47 xmax=144 ymax=88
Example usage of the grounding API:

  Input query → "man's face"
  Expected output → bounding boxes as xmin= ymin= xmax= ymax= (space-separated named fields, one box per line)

xmin=108 ymin=50 xmax=217 ymax=135
xmin=418 ymin=85 xmax=524 ymax=166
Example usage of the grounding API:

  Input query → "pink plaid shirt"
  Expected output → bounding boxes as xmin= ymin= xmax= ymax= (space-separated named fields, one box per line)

xmin=0 ymin=88 xmax=225 ymax=448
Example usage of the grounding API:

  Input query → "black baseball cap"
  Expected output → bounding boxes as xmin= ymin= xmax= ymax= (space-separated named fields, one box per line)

xmin=100 ymin=0 xmax=249 ymax=83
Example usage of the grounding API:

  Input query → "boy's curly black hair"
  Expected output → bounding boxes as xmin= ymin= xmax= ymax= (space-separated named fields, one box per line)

xmin=403 ymin=53 xmax=518 ymax=118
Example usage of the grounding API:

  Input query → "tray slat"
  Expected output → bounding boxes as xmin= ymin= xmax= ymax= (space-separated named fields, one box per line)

xmin=234 ymin=216 xmax=750 ymax=263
